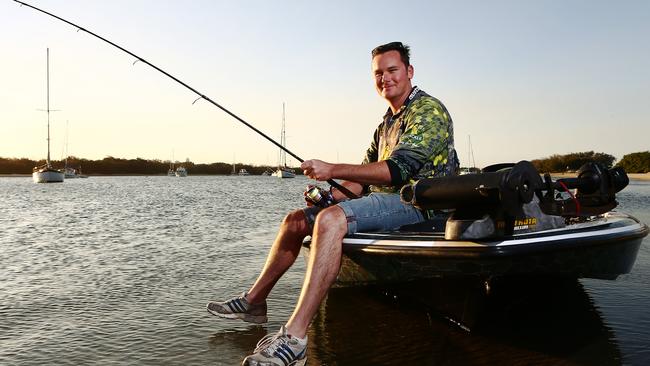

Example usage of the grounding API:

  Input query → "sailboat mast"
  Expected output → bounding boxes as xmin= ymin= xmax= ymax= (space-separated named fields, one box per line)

xmin=281 ymin=102 xmax=286 ymax=167
xmin=46 ymin=47 xmax=51 ymax=166
xmin=468 ymin=135 xmax=476 ymax=169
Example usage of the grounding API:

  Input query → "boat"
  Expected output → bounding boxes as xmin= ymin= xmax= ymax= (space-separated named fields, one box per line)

xmin=33 ymin=48 xmax=64 ymax=183
xmin=64 ymin=166 xmax=88 ymax=179
xmin=167 ymin=151 xmax=176 ymax=176
xmin=175 ymin=166 xmax=188 ymax=177
xmin=238 ymin=168 xmax=250 ymax=176
xmin=272 ymin=103 xmax=295 ymax=178
xmin=272 ymin=167 xmax=296 ymax=178
xmin=62 ymin=123 xmax=88 ymax=179
xmin=167 ymin=163 xmax=175 ymax=176
xmin=459 ymin=135 xmax=477 ymax=175
xmin=302 ymin=161 xmax=648 ymax=285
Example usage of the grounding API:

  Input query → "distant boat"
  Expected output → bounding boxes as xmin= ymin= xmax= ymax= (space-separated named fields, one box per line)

xmin=238 ymin=168 xmax=250 ymax=176
xmin=33 ymin=48 xmax=64 ymax=184
xmin=64 ymin=166 xmax=88 ymax=179
xmin=261 ymin=169 xmax=273 ymax=176
xmin=167 ymin=151 xmax=176 ymax=176
xmin=167 ymin=162 xmax=175 ymax=176
xmin=62 ymin=122 xmax=88 ymax=178
xmin=272 ymin=167 xmax=296 ymax=178
xmin=459 ymin=135 xmax=477 ymax=175
xmin=175 ymin=166 xmax=188 ymax=177
xmin=272 ymin=103 xmax=295 ymax=178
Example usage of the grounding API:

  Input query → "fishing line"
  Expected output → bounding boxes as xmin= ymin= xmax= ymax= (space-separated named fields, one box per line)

xmin=14 ymin=0 xmax=358 ymax=199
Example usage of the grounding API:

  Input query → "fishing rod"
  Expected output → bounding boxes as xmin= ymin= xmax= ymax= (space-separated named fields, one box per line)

xmin=14 ymin=0 xmax=359 ymax=199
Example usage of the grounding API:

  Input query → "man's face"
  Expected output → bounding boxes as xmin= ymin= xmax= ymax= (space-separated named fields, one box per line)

xmin=372 ymin=50 xmax=414 ymax=102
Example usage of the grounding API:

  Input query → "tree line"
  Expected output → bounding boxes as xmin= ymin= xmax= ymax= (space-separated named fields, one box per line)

xmin=530 ymin=151 xmax=650 ymax=173
xmin=0 ymin=156 xmax=290 ymax=175
xmin=2 ymin=151 xmax=648 ymax=175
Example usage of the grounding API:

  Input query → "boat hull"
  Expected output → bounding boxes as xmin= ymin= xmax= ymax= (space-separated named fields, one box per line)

xmin=272 ymin=169 xmax=295 ymax=178
xmin=302 ymin=213 xmax=648 ymax=284
xmin=32 ymin=169 xmax=64 ymax=183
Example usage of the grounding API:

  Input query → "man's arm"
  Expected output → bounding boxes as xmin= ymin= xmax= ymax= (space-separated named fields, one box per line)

xmin=301 ymin=159 xmax=391 ymax=186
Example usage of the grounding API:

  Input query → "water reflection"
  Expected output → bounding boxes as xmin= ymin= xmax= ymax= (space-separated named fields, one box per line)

xmin=208 ymin=327 xmax=268 ymax=364
xmin=306 ymin=278 xmax=621 ymax=365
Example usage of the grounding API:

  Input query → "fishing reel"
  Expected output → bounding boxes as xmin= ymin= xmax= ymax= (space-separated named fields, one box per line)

xmin=304 ymin=185 xmax=336 ymax=208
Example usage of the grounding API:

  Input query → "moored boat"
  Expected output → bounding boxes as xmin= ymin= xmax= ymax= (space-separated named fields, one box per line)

xmin=64 ymin=166 xmax=88 ymax=179
xmin=272 ymin=103 xmax=295 ymax=178
xmin=32 ymin=48 xmax=64 ymax=184
xmin=175 ymin=166 xmax=188 ymax=177
xmin=303 ymin=161 xmax=649 ymax=285
xmin=272 ymin=167 xmax=295 ymax=178
xmin=33 ymin=165 xmax=64 ymax=183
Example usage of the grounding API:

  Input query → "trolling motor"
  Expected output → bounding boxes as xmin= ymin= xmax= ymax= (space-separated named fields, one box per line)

xmin=400 ymin=160 xmax=543 ymax=218
xmin=400 ymin=160 xmax=629 ymax=239
xmin=537 ymin=162 xmax=629 ymax=216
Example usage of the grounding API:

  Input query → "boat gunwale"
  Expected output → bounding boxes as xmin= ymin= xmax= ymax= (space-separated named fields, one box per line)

xmin=302 ymin=214 xmax=649 ymax=258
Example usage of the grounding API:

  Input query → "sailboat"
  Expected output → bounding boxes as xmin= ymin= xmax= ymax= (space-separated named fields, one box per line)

xmin=167 ymin=150 xmax=176 ymax=176
xmin=175 ymin=166 xmax=188 ymax=177
xmin=33 ymin=48 xmax=64 ymax=183
xmin=459 ymin=135 xmax=477 ymax=175
xmin=63 ymin=122 xmax=88 ymax=178
xmin=272 ymin=103 xmax=295 ymax=178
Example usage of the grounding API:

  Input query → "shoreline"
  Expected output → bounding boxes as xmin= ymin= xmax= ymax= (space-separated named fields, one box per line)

xmin=3 ymin=173 xmax=649 ymax=180
xmin=551 ymin=172 xmax=650 ymax=181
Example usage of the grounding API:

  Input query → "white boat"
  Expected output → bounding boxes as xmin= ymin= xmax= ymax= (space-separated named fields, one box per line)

xmin=459 ymin=135 xmax=477 ymax=175
xmin=167 ymin=161 xmax=175 ymax=176
xmin=238 ymin=169 xmax=250 ymax=176
xmin=62 ymin=122 xmax=88 ymax=178
xmin=272 ymin=167 xmax=296 ymax=178
xmin=167 ymin=151 xmax=176 ymax=176
xmin=64 ymin=166 xmax=88 ymax=179
xmin=175 ymin=166 xmax=188 ymax=177
xmin=273 ymin=103 xmax=295 ymax=178
xmin=33 ymin=165 xmax=64 ymax=183
xmin=33 ymin=48 xmax=64 ymax=184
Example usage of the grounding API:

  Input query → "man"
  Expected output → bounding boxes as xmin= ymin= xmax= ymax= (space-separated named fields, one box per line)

xmin=207 ymin=41 xmax=458 ymax=366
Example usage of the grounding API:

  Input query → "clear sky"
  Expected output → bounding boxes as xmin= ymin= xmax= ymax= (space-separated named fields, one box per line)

xmin=1 ymin=0 xmax=648 ymax=167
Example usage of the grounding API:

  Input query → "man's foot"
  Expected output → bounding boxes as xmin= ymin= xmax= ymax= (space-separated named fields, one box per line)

xmin=206 ymin=292 xmax=268 ymax=324
xmin=242 ymin=326 xmax=307 ymax=366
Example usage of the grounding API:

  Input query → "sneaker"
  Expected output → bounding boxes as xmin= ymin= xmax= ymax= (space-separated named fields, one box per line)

xmin=242 ymin=326 xmax=307 ymax=366
xmin=206 ymin=292 xmax=268 ymax=324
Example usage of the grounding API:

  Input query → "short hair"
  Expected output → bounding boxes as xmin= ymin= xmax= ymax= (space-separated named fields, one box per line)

xmin=371 ymin=42 xmax=411 ymax=67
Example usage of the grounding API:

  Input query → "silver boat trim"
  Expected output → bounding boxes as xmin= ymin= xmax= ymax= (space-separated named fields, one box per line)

xmin=343 ymin=218 xmax=646 ymax=249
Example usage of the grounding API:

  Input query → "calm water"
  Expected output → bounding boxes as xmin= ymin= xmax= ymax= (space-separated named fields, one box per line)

xmin=1 ymin=176 xmax=649 ymax=365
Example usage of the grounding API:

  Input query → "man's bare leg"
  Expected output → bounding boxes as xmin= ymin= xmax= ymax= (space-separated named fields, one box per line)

xmin=246 ymin=209 xmax=312 ymax=304
xmin=285 ymin=206 xmax=347 ymax=338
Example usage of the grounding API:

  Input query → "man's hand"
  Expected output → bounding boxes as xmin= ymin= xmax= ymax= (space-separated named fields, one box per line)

xmin=301 ymin=159 xmax=334 ymax=181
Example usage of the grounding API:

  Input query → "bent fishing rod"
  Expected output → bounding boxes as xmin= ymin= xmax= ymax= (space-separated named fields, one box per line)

xmin=14 ymin=0 xmax=358 ymax=199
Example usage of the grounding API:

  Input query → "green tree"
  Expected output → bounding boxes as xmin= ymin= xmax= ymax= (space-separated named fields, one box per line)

xmin=531 ymin=151 xmax=616 ymax=173
xmin=616 ymin=151 xmax=650 ymax=173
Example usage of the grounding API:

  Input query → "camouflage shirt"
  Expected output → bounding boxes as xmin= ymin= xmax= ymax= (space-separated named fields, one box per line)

xmin=362 ymin=86 xmax=459 ymax=193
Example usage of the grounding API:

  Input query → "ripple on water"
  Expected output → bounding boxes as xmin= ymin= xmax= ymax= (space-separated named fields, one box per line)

xmin=1 ymin=176 xmax=649 ymax=365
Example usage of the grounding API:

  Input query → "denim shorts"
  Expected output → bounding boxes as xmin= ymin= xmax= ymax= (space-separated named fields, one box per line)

xmin=302 ymin=192 xmax=425 ymax=235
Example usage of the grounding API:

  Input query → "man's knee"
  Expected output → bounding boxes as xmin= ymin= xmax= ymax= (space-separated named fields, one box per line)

xmin=313 ymin=206 xmax=347 ymax=237
xmin=282 ymin=209 xmax=310 ymax=235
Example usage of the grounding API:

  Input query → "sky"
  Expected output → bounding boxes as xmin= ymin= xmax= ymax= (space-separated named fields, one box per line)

xmin=1 ymin=0 xmax=648 ymax=168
